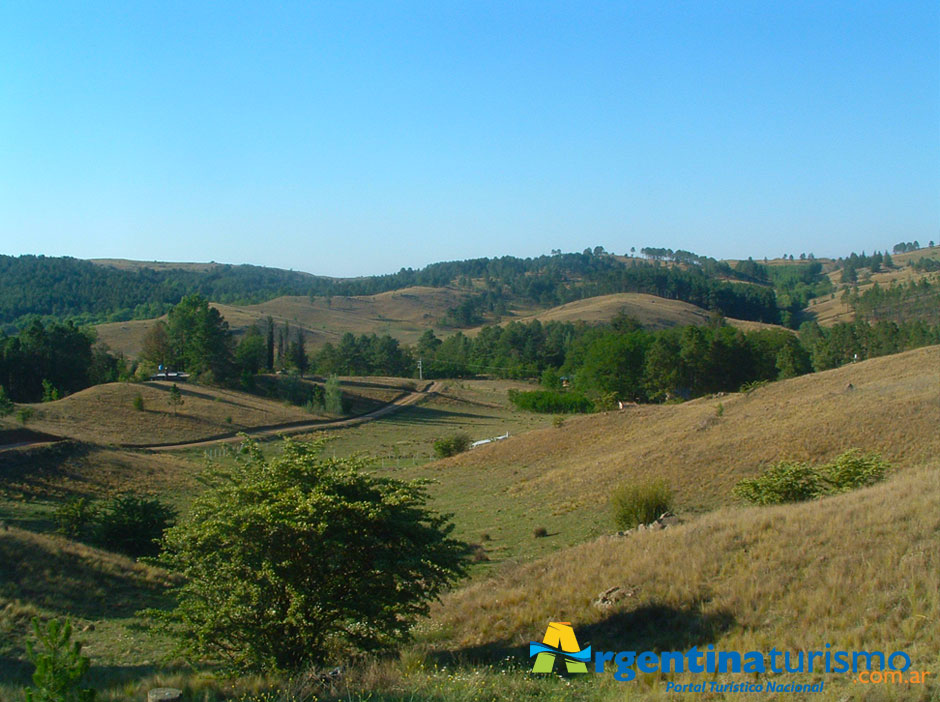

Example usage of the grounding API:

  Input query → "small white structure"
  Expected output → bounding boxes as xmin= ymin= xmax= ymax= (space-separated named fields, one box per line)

xmin=471 ymin=432 xmax=510 ymax=449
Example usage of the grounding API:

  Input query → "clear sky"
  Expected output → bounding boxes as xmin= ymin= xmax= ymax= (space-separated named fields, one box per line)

xmin=1 ymin=1 xmax=937 ymax=276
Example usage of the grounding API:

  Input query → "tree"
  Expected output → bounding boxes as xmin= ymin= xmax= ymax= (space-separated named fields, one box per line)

xmin=288 ymin=329 xmax=308 ymax=377
xmin=235 ymin=325 xmax=267 ymax=376
xmin=140 ymin=321 xmax=171 ymax=369
xmin=24 ymin=618 xmax=95 ymax=702
xmin=167 ymin=384 xmax=184 ymax=414
xmin=150 ymin=439 xmax=467 ymax=672
xmin=265 ymin=316 xmax=275 ymax=371
xmin=165 ymin=294 xmax=234 ymax=381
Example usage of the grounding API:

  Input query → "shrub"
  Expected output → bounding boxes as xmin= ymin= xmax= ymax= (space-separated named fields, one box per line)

xmin=611 ymin=479 xmax=673 ymax=530
xmin=41 ymin=379 xmax=60 ymax=403
xmin=17 ymin=407 xmax=35 ymax=425
xmin=469 ymin=544 xmax=489 ymax=562
xmin=94 ymin=495 xmax=176 ymax=557
xmin=54 ymin=498 xmax=98 ymax=539
xmin=132 ymin=393 xmax=144 ymax=411
xmin=532 ymin=526 xmax=548 ymax=538
xmin=733 ymin=461 xmax=823 ymax=505
xmin=822 ymin=449 xmax=889 ymax=492
xmin=147 ymin=438 xmax=467 ymax=672
xmin=24 ymin=617 xmax=96 ymax=702
xmin=433 ymin=432 xmax=471 ymax=459
xmin=734 ymin=450 xmax=890 ymax=505
xmin=551 ymin=415 xmax=566 ymax=428
xmin=508 ymin=389 xmax=594 ymax=414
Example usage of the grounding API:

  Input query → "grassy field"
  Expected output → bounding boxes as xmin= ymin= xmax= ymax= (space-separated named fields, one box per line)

xmin=95 ymin=286 xmax=482 ymax=358
xmin=1 ymin=348 xmax=938 ymax=701
xmin=469 ymin=292 xmax=787 ymax=333
xmin=372 ymin=346 xmax=939 ymax=567
xmin=8 ymin=376 xmax=414 ymax=447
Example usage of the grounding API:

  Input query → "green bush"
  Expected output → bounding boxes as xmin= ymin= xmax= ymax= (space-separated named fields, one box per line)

xmin=433 ymin=432 xmax=471 ymax=459
xmin=734 ymin=450 xmax=890 ymax=505
xmin=611 ymin=479 xmax=673 ymax=530
xmin=733 ymin=461 xmax=822 ymax=505
xmin=94 ymin=495 xmax=176 ymax=557
xmin=41 ymin=380 xmax=60 ymax=403
xmin=822 ymin=449 xmax=889 ymax=492
xmin=24 ymin=617 xmax=96 ymax=702
xmin=54 ymin=498 xmax=98 ymax=539
xmin=17 ymin=407 xmax=35 ymax=425
xmin=132 ymin=393 xmax=144 ymax=411
xmin=508 ymin=389 xmax=594 ymax=414
xmin=147 ymin=438 xmax=467 ymax=672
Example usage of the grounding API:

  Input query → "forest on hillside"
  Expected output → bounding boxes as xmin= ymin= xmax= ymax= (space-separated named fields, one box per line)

xmin=1 ymin=245 xmax=937 ymax=333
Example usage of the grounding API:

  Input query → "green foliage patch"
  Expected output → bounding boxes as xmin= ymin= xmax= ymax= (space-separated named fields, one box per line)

xmin=508 ymin=389 xmax=594 ymax=414
xmin=146 ymin=438 xmax=468 ymax=673
xmin=734 ymin=450 xmax=890 ymax=505
xmin=610 ymin=479 xmax=674 ymax=530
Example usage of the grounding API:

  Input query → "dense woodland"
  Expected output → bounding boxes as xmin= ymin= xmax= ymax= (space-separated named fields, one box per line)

xmin=2 ymin=245 xmax=937 ymax=333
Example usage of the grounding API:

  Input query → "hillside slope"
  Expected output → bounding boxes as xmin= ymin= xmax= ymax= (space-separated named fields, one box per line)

xmin=485 ymin=292 xmax=786 ymax=332
xmin=405 ymin=346 xmax=940 ymax=561
xmin=95 ymin=286 xmax=477 ymax=357
xmin=426 ymin=458 xmax=940 ymax=698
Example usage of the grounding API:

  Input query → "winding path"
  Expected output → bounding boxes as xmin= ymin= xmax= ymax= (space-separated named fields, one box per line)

xmin=0 ymin=381 xmax=444 ymax=453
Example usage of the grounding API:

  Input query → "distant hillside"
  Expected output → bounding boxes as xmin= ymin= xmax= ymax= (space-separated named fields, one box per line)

xmin=485 ymin=292 xmax=788 ymax=332
xmin=95 ymin=286 xmax=478 ymax=357
xmin=0 ymin=250 xmax=783 ymax=331
xmin=0 ymin=255 xmax=323 ymax=329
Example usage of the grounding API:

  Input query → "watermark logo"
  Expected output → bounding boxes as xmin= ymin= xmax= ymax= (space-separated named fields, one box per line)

xmin=527 ymin=621 xmax=930 ymax=691
xmin=529 ymin=622 xmax=591 ymax=674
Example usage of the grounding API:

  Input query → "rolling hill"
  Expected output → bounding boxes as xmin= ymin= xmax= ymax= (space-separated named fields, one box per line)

xmin=395 ymin=345 xmax=940 ymax=562
xmin=94 ymin=286 xmax=481 ymax=357
xmin=13 ymin=377 xmax=413 ymax=446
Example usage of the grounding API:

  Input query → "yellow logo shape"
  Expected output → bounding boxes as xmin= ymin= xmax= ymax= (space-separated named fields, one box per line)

xmin=530 ymin=622 xmax=589 ymax=673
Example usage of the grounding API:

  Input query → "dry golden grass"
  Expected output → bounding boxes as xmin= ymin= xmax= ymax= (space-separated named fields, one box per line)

xmin=95 ymin=286 xmax=475 ymax=357
xmin=424 ymin=459 xmax=940 ymax=698
xmin=21 ymin=381 xmax=317 ymax=445
xmin=0 ymin=442 xmax=199 ymax=501
xmin=16 ymin=376 xmax=417 ymax=446
xmin=809 ymin=250 xmax=940 ymax=327
xmin=461 ymin=293 xmax=788 ymax=336
xmin=409 ymin=346 xmax=940 ymax=563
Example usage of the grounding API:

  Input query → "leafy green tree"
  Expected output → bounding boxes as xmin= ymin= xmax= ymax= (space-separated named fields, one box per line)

xmin=150 ymin=439 xmax=467 ymax=672
xmin=324 ymin=374 xmax=343 ymax=414
xmin=167 ymin=384 xmax=184 ymax=414
xmin=235 ymin=325 xmax=267 ymax=375
xmin=140 ymin=320 xmax=171 ymax=369
xmin=24 ymin=617 xmax=96 ymax=702
xmin=165 ymin=294 xmax=234 ymax=381
xmin=288 ymin=329 xmax=308 ymax=377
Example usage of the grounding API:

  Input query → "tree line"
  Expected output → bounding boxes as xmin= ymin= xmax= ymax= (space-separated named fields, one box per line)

xmin=0 ymin=320 xmax=125 ymax=402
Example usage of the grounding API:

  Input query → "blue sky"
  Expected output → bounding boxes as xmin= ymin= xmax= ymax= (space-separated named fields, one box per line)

xmin=1 ymin=1 xmax=937 ymax=276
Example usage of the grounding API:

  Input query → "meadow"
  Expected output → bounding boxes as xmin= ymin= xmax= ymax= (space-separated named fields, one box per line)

xmin=1 ymin=346 xmax=937 ymax=701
